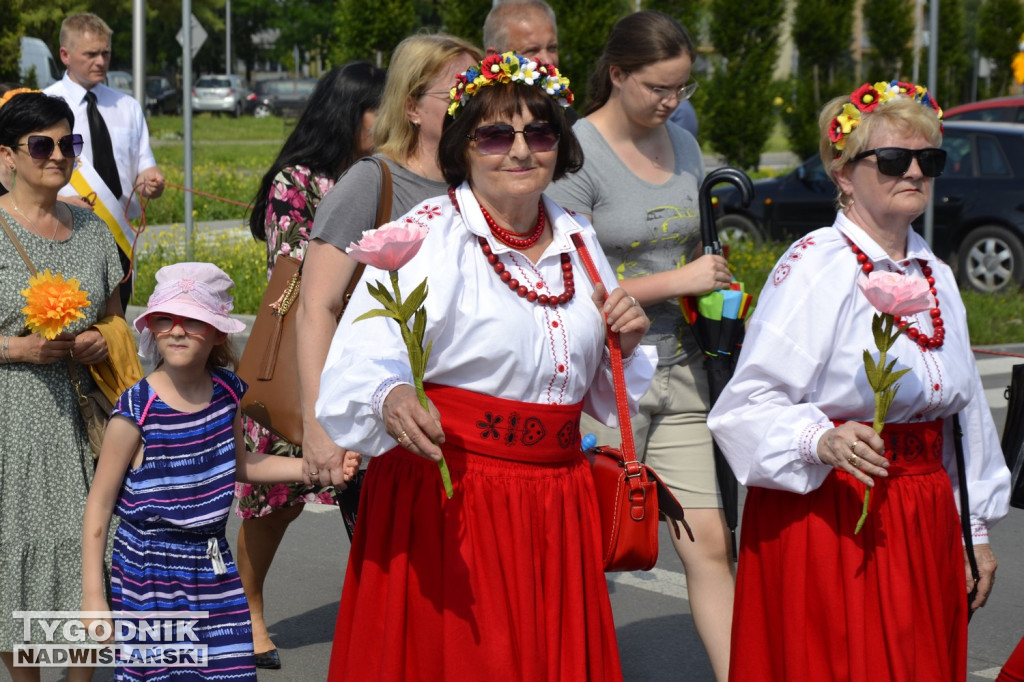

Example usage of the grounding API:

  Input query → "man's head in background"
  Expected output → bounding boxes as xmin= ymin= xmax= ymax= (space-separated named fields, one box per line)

xmin=484 ymin=0 xmax=559 ymax=67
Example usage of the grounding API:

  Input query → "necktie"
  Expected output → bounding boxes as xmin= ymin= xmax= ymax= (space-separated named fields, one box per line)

xmin=85 ymin=90 xmax=122 ymax=199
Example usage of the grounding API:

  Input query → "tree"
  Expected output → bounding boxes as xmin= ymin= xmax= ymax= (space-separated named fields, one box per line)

xmin=863 ymin=0 xmax=915 ymax=79
xmin=934 ymin=0 xmax=971 ymax=105
xmin=440 ymin=0 xmax=490 ymax=48
xmin=2 ymin=0 xmax=24 ymax=83
xmin=782 ymin=0 xmax=856 ymax=159
xmin=978 ymin=0 xmax=1024 ymax=96
xmin=706 ymin=0 xmax=785 ymax=169
xmin=330 ymin=0 xmax=420 ymax=66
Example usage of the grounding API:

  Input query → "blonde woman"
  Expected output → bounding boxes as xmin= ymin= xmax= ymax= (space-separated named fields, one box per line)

xmin=296 ymin=34 xmax=482 ymax=491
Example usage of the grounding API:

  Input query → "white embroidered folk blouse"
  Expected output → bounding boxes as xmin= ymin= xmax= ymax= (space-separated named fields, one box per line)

xmin=316 ymin=182 xmax=656 ymax=458
xmin=707 ymin=213 xmax=1010 ymax=540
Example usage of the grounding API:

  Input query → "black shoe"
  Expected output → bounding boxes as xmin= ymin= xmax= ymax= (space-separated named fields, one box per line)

xmin=254 ymin=649 xmax=281 ymax=669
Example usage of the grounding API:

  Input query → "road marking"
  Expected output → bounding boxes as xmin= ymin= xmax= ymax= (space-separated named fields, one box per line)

xmin=607 ymin=567 xmax=688 ymax=601
xmin=970 ymin=667 xmax=1001 ymax=679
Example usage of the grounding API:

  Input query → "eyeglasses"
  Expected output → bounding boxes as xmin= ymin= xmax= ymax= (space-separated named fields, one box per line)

xmin=629 ymin=74 xmax=699 ymax=103
xmin=146 ymin=314 xmax=211 ymax=337
xmin=421 ymin=89 xmax=451 ymax=101
xmin=467 ymin=122 xmax=560 ymax=156
xmin=13 ymin=134 xmax=84 ymax=160
xmin=852 ymin=147 xmax=947 ymax=178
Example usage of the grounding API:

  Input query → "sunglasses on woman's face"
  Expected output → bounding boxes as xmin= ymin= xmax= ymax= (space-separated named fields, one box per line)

xmin=13 ymin=134 xmax=84 ymax=160
xmin=852 ymin=147 xmax=947 ymax=178
xmin=146 ymin=314 xmax=211 ymax=337
xmin=467 ymin=122 xmax=560 ymax=156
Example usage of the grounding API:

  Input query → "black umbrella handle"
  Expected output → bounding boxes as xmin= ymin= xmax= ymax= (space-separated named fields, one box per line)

xmin=699 ymin=167 xmax=754 ymax=255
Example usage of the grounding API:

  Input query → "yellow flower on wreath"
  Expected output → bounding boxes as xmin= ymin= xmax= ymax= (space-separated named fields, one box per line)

xmin=21 ymin=269 xmax=91 ymax=339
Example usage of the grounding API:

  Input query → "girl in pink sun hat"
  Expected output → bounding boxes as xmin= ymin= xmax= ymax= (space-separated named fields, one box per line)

xmin=80 ymin=262 xmax=323 ymax=681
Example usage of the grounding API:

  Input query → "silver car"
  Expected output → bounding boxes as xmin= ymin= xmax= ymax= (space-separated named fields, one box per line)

xmin=191 ymin=75 xmax=249 ymax=117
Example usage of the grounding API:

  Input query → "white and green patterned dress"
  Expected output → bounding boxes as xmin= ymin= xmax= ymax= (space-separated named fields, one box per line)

xmin=0 ymin=204 xmax=122 ymax=650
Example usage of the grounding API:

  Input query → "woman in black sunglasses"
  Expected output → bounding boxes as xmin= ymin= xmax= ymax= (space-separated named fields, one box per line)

xmin=708 ymin=81 xmax=1010 ymax=681
xmin=317 ymin=52 xmax=653 ymax=681
xmin=0 ymin=91 xmax=124 ymax=681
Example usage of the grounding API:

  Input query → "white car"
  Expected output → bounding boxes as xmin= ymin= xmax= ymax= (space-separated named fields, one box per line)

xmin=191 ymin=75 xmax=250 ymax=117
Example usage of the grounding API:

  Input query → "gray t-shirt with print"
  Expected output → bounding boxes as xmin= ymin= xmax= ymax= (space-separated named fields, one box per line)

xmin=548 ymin=119 xmax=705 ymax=365
xmin=311 ymin=155 xmax=449 ymax=249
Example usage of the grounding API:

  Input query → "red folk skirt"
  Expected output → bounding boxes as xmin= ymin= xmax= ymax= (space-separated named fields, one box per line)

xmin=328 ymin=384 xmax=622 ymax=682
xmin=729 ymin=420 xmax=967 ymax=682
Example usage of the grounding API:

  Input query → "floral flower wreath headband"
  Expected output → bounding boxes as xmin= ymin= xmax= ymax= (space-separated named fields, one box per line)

xmin=0 ymin=88 xmax=40 ymax=109
xmin=446 ymin=51 xmax=574 ymax=118
xmin=828 ymin=80 xmax=943 ymax=156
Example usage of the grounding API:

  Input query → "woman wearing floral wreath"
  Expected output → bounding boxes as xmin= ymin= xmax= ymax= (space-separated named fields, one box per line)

xmin=707 ymin=81 xmax=1010 ymax=681
xmin=234 ymin=62 xmax=384 ymax=671
xmin=548 ymin=12 xmax=735 ymax=679
xmin=0 ymin=91 xmax=123 ymax=682
xmin=296 ymin=34 xmax=481 ymax=493
xmin=316 ymin=52 xmax=655 ymax=681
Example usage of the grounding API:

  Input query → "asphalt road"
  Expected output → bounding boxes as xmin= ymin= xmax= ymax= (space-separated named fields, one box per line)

xmin=27 ymin=327 xmax=1024 ymax=682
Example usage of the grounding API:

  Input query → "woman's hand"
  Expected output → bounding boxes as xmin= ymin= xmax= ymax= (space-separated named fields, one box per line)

xmin=816 ymin=422 xmax=889 ymax=487
xmin=679 ymin=253 xmax=733 ymax=297
xmin=80 ymin=594 xmax=114 ymax=645
xmin=593 ymin=284 xmax=650 ymax=357
xmin=302 ymin=423 xmax=358 ymax=489
xmin=14 ymin=331 xmax=75 ymax=364
xmin=72 ymin=327 xmax=109 ymax=365
xmin=381 ymin=384 xmax=445 ymax=462
xmin=969 ymin=543 xmax=998 ymax=612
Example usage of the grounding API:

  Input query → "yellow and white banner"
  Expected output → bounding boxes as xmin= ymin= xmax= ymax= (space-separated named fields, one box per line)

xmin=65 ymin=158 xmax=135 ymax=257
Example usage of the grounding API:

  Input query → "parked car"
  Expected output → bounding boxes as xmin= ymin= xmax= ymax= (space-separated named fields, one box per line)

xmin=711 ymin=121 xmax=1024 ymax=293
xmin=106 ymin=70 xmax=134 ymax=98
xmin=245 ymin=78 xmax=316 ymax=118
xmin=944 ymin=96 xmax=1024 ymax=124
xmin=145 ymin=76 xmax=180 ymax=115
xmin=191 ymin=75 xmax=249 ymax=117
xmin=18 ymin=37 xmax=60 ymax=89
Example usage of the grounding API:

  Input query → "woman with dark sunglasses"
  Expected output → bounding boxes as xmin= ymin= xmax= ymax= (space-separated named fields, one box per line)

xmin=708 ymin=81 xmax=1010 ymax=681
xmin=316 ymin=52 xmax=655 ymax=681
xmin=0 ymin=91 xmax=124 ymax=681
xmin=547 ymin=12 xmax=735 ymax=680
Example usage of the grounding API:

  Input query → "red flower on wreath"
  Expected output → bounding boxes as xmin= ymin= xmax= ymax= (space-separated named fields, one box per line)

xmin=896 ymin=81 xmax=916 ymax=96
xmin=851 ymin=83 xmax=881 ymax=112
xmin=480 ymin=54 xmax=505 ymax=80
xmin=828 ymin=117 xmax=844 ymax=143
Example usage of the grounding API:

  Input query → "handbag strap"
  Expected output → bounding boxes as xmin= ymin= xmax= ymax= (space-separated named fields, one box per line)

xmin=570 ymin=232 xmax=639 ymax=465
xmin=953 ymin=413 xmax=981 ymax=617
xmin=0 ymin=210 xmax=39 ymax=276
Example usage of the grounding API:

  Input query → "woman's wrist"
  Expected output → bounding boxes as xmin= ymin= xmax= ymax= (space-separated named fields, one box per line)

xmin=1 ymin=335 xmax=11 ymax=364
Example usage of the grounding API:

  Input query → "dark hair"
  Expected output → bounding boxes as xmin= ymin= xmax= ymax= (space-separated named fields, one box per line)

xmin=248 ymin=62 xmax=386 ymax=241
xmin=0 ymin=92 xmax=75 ymax=146
xmin=586 ymin=11 xmax=695 ymax=115
xmin=438 ymin=83 xmax=583 ymax=187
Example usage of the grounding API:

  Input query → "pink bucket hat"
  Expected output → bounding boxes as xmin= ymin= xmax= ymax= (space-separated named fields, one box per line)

xmin=134 ymin=262 xmax=246 ymax=359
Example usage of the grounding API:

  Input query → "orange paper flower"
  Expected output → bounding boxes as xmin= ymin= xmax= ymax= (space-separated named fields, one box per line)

xmin=21 ymin=269 xmax=91 ymax=339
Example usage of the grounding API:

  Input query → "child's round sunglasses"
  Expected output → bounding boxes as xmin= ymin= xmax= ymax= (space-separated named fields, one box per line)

xmin=13 ymin=134 xmax=84 ymax=160
xmin=146 ymin=314 xmax=212 ymax=337
xmin=467 ymin=122 xmax=560 ymax=156
xmin=852 ymin=147 xmax=947 ymax=178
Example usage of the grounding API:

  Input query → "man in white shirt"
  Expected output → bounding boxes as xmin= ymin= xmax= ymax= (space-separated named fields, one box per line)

xmin=45 ymin=12 xmax=164 ymax=306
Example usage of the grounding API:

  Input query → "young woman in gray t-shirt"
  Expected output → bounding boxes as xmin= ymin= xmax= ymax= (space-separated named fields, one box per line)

xmin=548 ymin=11 xmax=735 ymax=681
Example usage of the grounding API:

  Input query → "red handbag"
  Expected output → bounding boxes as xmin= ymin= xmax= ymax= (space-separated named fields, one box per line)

xmin=572 ymin=234 xmax=693 ymax=572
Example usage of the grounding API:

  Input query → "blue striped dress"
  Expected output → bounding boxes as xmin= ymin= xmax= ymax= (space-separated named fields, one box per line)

xmin=109 ymin=367 xmax=256 ymax=681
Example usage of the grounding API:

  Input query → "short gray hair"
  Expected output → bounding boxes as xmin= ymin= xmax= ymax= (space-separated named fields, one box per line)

xmin=483 ymin=0 xmax=558 ymax=52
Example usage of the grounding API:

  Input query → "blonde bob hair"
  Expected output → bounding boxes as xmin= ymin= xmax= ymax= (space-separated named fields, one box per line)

xmin=373 ymin=33 xmax=482 ymax=162
xmin=818 ymin=94 xmax=942 ymax=207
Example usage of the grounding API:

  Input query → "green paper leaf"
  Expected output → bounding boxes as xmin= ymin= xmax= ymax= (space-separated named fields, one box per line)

xmin=400 ymin=279 xmax=429 ymax=320
xmin=353 ymin=308 xmax=402 ymax=323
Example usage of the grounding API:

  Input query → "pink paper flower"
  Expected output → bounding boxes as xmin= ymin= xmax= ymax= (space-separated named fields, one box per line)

xmin=857 ymin=271 xmax=935 ymax=317
xmin=346 ymin=220 xmax=429 ymax=271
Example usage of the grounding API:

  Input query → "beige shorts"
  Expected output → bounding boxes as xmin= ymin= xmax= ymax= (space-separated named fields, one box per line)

xmin=582 ymin=360 xmax=720 ymax=508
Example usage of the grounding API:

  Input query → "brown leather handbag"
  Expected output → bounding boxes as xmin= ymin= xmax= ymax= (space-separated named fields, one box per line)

xmin=237 ymin=158 xmax=393 ymax=444
xmin=571 ymin=233 xmax=693 ymax=572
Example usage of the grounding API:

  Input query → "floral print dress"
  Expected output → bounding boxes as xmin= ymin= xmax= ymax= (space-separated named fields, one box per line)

xmin=235 ymin=165 xmax=337 ymax=518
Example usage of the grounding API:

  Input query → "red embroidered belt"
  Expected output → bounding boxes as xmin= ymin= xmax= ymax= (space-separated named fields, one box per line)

xmin=833 ymin=419 xmax=944 ymax=476
xmin=391 ymin=383 xmax=584 ymax=465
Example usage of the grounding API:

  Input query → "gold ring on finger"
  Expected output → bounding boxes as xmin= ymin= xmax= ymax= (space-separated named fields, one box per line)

xmin=848 ymin=453 xmax=859 ymax=467
xmin=850 ymin=440 xmax=860 ymax=453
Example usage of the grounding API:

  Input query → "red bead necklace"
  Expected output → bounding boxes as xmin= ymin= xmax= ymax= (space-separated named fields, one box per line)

xmin=848 ymin=239 xmax=945 ymax=350
xmin=478 ymin=237 xmax=575 ymax=307
xmin=479 ymin=200 xmax=547 ymax=249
